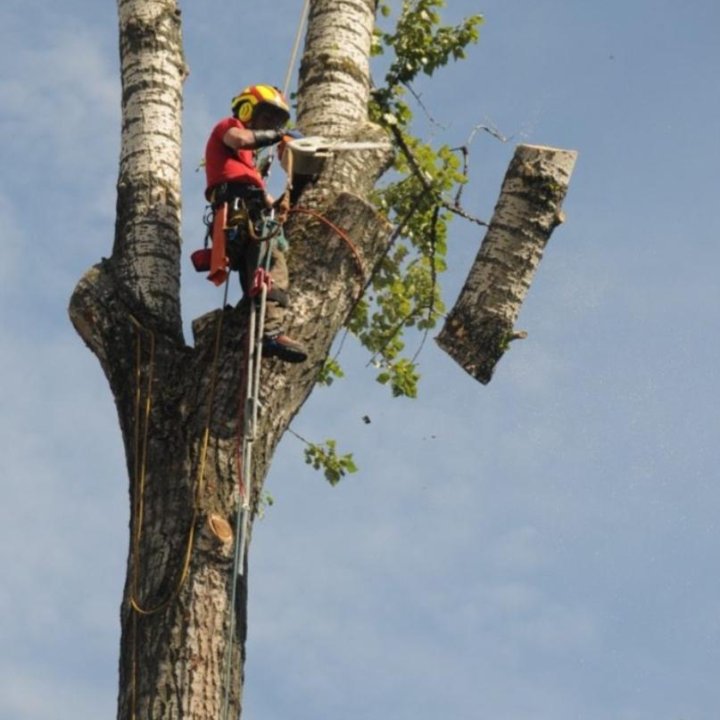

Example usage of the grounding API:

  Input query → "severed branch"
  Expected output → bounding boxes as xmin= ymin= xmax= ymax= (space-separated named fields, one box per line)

xmin=436 ymin=144 xmax=578 ymax=384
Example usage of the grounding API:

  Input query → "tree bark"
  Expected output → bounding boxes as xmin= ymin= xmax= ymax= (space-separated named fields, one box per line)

xmin=436 ymin=144 xmax=578 ymax=384
xmin=69 ymin=1 xmax=391 ymax=718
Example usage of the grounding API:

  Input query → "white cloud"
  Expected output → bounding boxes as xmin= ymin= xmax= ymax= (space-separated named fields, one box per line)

xmin=0 ymin=15 xmax=120 ymax=305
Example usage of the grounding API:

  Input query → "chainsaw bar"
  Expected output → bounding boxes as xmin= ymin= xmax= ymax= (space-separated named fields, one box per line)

xmin=281 ymin=136 xmax=392 ymax=174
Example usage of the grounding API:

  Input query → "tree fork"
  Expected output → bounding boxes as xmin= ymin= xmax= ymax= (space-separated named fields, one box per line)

xmin=68 ymin=0 xmax=532 ymax=715
xmin=436 ymin=144 xmax=578 ymax=384
xmin=71 ymin=149 xmax=391 ymax=720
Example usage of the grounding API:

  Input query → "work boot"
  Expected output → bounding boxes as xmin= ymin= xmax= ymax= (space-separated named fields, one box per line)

xmin=263 ymin=332 xmax=308 ymax=363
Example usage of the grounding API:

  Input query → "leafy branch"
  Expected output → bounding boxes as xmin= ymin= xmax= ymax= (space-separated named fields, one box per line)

xmin=289 ymin=429 xmax=359 ymax=486
xmin=347 ymin=0 xmax=484 ymax=399
xmin=301 ymin=1 xmax=484 ymax=483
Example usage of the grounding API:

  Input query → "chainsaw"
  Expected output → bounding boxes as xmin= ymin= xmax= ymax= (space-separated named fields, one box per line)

xmin=280 ymin=135 xmax=392 ymax=175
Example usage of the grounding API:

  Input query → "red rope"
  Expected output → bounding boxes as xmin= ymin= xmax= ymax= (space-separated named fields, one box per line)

xmin=235 ymin=321 xmax=250 ymax=497
xmin=233 ymin=206 xmax=365 ymax=495
xmin=289 ymin=206 xmax=366 ymax=283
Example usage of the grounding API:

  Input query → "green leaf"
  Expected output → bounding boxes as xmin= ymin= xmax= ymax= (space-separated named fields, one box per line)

xmin=317 ymin=357 xmax=345 ymax=387
xmin=343 ymin=3 xmax=484 ymax=400
xmin=303 ymin=439 xmax=359 ymax=486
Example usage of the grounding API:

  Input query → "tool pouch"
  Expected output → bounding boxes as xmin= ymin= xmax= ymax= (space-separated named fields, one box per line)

xmin=191 ymin=248 xmax=212 ymax=272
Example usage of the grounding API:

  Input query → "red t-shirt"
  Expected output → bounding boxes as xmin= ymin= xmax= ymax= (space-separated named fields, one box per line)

xmin=204 ymin=117 xmax=264 ymax=197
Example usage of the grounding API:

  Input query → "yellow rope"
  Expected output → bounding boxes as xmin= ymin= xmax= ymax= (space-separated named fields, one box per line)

xmin=127 ymin=282 xmax=228 ymax=713
xmin=129 ymin=317 xmax=153 ymax=720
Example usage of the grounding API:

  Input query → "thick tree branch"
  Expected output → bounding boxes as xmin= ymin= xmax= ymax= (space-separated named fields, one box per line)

xmin=247 ymin=192 xmax=393 ymax=500
xmin=113 ymin=0 xmax=186 ymax=337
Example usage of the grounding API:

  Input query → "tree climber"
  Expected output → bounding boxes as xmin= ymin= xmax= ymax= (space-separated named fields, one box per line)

xmin=204 ymin=83 xmax=308 ymax=363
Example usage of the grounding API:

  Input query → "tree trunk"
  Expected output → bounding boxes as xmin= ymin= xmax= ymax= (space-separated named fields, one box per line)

xmin=69 ymin=1 xmax=391 ymax=718
xmin=436 ymin=144 xmax=578 ymax=384
xmin=70 ymin=0 xmax=576 ymax=715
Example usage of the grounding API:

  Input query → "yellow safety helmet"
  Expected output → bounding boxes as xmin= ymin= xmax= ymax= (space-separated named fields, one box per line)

xmin=231 ymin=84 xmax=290 ymax=126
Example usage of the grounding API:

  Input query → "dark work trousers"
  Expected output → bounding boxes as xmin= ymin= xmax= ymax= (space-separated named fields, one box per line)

xmin=225 ymin=201 xmax=289 ymax=336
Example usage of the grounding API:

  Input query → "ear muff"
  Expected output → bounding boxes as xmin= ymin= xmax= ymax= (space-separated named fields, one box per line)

xmin=236 ymin=100 xmax=254 ymax=122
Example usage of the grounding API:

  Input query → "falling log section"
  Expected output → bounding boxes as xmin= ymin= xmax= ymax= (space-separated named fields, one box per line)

xmin=436 ymin=144 xmax=578 ymax=384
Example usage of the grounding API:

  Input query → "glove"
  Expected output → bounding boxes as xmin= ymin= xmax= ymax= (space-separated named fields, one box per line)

xmin=252 ymin=128 xmax=284 ymax=148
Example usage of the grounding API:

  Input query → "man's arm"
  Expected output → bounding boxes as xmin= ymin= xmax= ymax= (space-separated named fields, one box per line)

xmin=222 ymin=127 xmax=284 ymax=150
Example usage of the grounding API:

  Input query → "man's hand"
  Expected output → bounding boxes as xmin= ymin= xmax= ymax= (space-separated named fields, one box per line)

xmin=252 ymin=128 xmax=285 ymax=148
xmin=282 ymin=129 xmax=304 ymax=142
xmin=277 ymin=129 xmax=304 ymax=165
xmin=274 ymin=192 xmax=291 ymax=224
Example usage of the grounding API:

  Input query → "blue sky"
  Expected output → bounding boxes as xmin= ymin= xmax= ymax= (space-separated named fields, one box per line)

xmin=2 ymin=0 xmax=719 ymax=718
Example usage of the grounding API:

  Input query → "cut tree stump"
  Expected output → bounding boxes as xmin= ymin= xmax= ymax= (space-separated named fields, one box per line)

xmin=436 ymin=144 xmax=578 ymax=384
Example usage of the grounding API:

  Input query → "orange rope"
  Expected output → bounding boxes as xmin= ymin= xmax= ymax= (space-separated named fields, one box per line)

xmin=289 ymin=206 xmax=366 ymax=284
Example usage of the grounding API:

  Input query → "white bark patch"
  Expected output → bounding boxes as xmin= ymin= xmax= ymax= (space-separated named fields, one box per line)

xmin=297 ymin=0 xmax=374 ymax=135
xmin=115 ymin=0 xmax=185 ymax=329
xmin=119 ymin=1 xmax=184 ymax=186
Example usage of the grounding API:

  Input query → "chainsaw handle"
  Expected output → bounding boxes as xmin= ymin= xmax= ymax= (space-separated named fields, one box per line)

xmin=282 ymin=129 xmax=304 ymax=143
